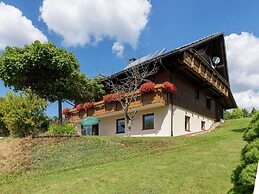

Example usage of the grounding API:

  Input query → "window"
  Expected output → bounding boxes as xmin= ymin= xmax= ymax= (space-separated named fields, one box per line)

xmin=143 ymin=113 xmax=154 ymax=130
xmin=201 ymin=121 xmax=205 ymax=130
xmin=195 ymin=89 xmax=200 ymax=99
xmin=185 ymin=116 xmax=190 ymax=131
xmin=206 ymin=97 xmax=211 ymax=110
xmin=116 ymin=118 xmax=125 ymax=133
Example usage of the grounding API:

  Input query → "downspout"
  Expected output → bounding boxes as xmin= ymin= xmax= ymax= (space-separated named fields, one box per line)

xmin=160 ymin=59 xmax=174 ymax=136
xmin=168 ymin=94 xmax=174 ymax=136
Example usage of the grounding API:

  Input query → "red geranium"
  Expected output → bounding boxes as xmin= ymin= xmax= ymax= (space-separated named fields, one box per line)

xmin=103 ymin=92 xmax=122 ymax=103
xmin=75 ymin=104 xmax=84 ymax=111
xmin=62 ymin=108 xmax=71 ymax=115
xmin=140 ymin=82 xmax=155 ymax=93
xmin=163 ymin=82 xmax=177 ymax=93
xmin=84 ymin=102 xmax=94 ymax=109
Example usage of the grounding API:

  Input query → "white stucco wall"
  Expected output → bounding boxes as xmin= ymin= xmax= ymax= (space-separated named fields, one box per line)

xmin=172 ymin=105 xmax=215 ymax=136
xmin=73 ymin=104 xmax=215 ymax=137
xmin=98 ymin=105 xmax=172 ymax=136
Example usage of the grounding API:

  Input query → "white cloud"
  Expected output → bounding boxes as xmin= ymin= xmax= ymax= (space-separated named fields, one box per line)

xmin=233 ymin=90 xmax=259 ymax=110
xmin=112 ymin=41 xmax=124 ymax=57
xmin=225 ymin=32 xmax=259 ymax=109
xmin=0 ymin=2 xmax=47 ymax=50
xmin=39 ymin=0 xmax=151 ymax=48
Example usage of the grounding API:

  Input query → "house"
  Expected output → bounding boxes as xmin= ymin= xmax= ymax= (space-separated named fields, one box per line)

xmin=65 ymin=33 xmax=237 ymax=136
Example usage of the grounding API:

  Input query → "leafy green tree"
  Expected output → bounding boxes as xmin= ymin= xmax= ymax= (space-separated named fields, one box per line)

xmin=231 ymin=108 xmax=244 ymax=119
xmin=63 ymin=71 xmax=105 ymax=105
xmin=242 ymin=108 xmax=249 ymax=118
xmin=224 ymin=110 xmax=232 ymax=120
xmin=0 ymin=97 xmax=9 ymax=137
xmin=0 ymin=41 xmax=104 ymax=121
xmin=229 ymin=112 xmax=259 ymax=194
xmin=250 ymin=108 xmax=258 ymax=118
xmin=0 ymin=90 xmax=47 ymax=137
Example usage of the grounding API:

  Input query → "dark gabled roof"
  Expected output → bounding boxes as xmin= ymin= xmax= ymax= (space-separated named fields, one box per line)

xmin=109 ymin=32 xmax=224 ymax=79
xmin=108 ymin=33 xmax=237 ymax=109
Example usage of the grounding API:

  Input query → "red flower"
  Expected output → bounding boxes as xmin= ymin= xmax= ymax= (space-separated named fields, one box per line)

xmin=62 ymin=108 xmax=71 ymax=115
xmin=103 ymin=92 xmax=122 ymax=103
xmin=75 ymin=104 xmax=84 ymax=111
xmin=163 ymin=82 xmax=177 ymax=93
xmin=140 ymin=82 xmax=155 ymax=93
xmin=84 ymin=102 xmax=94 ymax=109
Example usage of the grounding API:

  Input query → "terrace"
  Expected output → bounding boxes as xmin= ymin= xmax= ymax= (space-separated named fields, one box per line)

xmin=66 ymin=84 xmax=170 ymax=122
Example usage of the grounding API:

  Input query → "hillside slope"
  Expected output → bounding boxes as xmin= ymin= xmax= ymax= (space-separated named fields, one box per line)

xmin=0 ymin=119 xmax=250 ymax=194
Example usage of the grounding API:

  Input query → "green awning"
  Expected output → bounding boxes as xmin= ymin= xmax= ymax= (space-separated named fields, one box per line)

xmin=80 ymin=117 xmax=100 ymax=126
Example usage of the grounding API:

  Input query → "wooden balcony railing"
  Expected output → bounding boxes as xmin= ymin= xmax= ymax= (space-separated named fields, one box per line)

xmin=66 ymin=85 xmax=169 ymax=122
xmin=182 ymin=50 xmax=229 ymax=97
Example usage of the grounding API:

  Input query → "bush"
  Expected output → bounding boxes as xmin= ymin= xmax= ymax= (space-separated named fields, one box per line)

xmin=0 ymin=90 xmax=47 ymax=138
xmin=224 ymin=108 xmax=244 ymax=120
xmin=47 ymin=122 xmax=76 ymax=135
xmin=242 ymin=108 xmax=249 ymax=118
xmin=231 ymin=108 xmax=244 ymax=119
xmin=230 ymin=112 xmax=259 ymax=193
xmin=140 ymin=82 xmax=155 ymax=93
xmin=243 ymin=112 xmax=259 ymax=142
xmin=34 ymin=115 xmax=51 ymax=133
xmin=250 ymin=108 xmax=258 ymax=118
xmin=224 ymin=111 xmax=232 ymax=120
xmin=0 ymin=119 xmax=9 ymax=137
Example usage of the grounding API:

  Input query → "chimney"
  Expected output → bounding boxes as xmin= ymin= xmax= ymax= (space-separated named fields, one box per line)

xmin=129 ymin=58 xmax=136 ymax=63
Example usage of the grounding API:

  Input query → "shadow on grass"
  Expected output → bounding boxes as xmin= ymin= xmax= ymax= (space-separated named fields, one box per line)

xmin=231 ymin=127 xmax=247 ymax=133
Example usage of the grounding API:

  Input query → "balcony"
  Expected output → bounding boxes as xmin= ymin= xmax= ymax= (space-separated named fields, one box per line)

xmin=66 ymin=84 xmax=169 ymax=122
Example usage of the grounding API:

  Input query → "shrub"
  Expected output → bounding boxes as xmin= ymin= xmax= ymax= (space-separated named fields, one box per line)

xmin=84 ymin=102 xmax=94 ymax=109
xmin=230 ymin=112 xmax=259 ymax=194
xmin=0 ymin=90 xmax=47 ymax=138
xmin=243 ymin=112 xmax=259 ymax=142
xmin=47 ymin=122 xmax=76 ymax=135
xmin=231 ymin=108 xmax=244 ymax=119
xmin=242 ymin=108 xmax=250 ymax=118
xmin=62 ymin=108 xmax=71 ymax=115
xmin=75 ymin=104 xmax=84 ymax=111
xmin=163 ymin=82 xmax=177 ymax=93
xmin=0 ymin=119 xmax=9 ymax=137
xmin=250 ymin=108 xmax=258 ymax=118
xmin=224 ymin=108 xmax=244 ymax=120
xmin=103 ymin=92 xmax=122 ymax=103
xmin=224 ymin=111 xmax=232 ymax=120
xmin=140 ymin=82 xmax=155 ymax=93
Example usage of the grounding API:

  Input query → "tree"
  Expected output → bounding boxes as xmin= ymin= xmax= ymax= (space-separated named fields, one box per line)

xmin=224 ymin=110 xmax=232 ymax=120
xmin=231 ymin=108 xmax=243 ymax=119
xmin=229 ymin=112 xmax=259 ymax=194
xmin=242 ymin=108 xmax=249 ymax=118
xmin=0 ymin=98 xmax=9 ymax=137
xmin=105 ymin=63 xmax=159 ymax=136
xmin=64 ymin=71 xmax=105 ymax=105
xmin=250 ymin=108 xmax=258 ymax=118
xmin=0 ymin=90 xmax=47 ymax=137
xmin=0 ymin=41 xmax=103 ymax=122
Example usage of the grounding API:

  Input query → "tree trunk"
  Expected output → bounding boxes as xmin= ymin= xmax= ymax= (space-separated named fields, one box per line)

xmin=58 ymin=99 xmax=62 ymax=123
xmin=126 ymin=114 xmax=132 ymax=137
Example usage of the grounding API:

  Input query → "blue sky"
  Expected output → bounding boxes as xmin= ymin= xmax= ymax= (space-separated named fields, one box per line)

xmin=0 ymin=0 xmax=259 ymax=116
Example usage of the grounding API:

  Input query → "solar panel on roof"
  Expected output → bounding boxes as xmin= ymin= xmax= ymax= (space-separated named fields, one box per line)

xmin=125 ymin=48 xmax=166 ymax=69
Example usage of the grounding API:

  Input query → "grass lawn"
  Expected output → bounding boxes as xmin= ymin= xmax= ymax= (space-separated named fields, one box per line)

xmin=0 ymin=119 xmax=250 ymax=194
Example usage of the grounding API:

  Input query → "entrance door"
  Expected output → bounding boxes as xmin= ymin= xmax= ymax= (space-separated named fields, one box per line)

xmin=92 ymin=124 xmax=99 ymax=135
